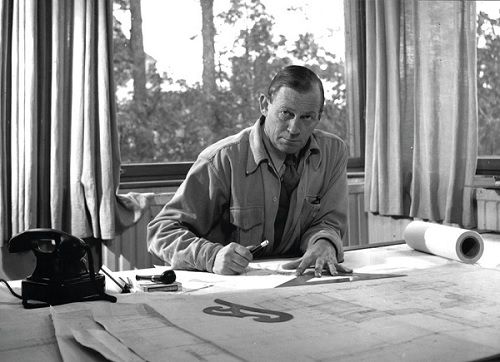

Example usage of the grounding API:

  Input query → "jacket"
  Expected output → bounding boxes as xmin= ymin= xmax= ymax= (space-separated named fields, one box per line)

xmin=147 ymin=117 xmax=348 ymax=272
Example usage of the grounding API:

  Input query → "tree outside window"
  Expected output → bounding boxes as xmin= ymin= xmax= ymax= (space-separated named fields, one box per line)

xmin=477 ymin=2 xmax=500 ymax=157
xmin=112 ymin=0 xmax=348 ymax=164
xmin=114 ymin=1 xmax=500 ymax=167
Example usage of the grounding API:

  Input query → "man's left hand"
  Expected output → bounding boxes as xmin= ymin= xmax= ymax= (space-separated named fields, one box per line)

xmin=282 ymin=239 xmax=352 ymax=277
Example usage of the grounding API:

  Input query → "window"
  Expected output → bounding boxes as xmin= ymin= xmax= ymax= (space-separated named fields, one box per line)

xmin=113 ymin=0 xmax=357 ymax=185
xmin=476 ymin=1 xmax=500 ymax=174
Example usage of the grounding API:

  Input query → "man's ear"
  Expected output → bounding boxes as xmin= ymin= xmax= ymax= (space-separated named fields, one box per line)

xmin=259 ymin=94 xmax=269 ymax=116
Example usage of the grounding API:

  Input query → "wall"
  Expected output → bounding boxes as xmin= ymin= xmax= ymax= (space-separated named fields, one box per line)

xmin=102 ymin=193 xmax=170 ymax=271
xmin=367 ymin=214 xmax=412 ymax=243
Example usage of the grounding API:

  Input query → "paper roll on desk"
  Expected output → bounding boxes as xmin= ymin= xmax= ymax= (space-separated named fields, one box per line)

xmin=403 ymin=221 xmax=484 ymax=264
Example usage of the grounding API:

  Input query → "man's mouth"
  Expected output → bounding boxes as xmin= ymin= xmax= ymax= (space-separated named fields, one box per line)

xmin=281 ymin=138 xmax=301 ymax=144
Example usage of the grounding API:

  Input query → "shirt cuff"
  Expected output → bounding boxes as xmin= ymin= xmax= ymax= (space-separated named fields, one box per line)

xmin=204 ymin=243 xmax=224 ymax=273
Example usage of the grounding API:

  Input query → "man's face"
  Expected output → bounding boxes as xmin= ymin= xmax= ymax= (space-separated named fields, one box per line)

xmin=260 ymin=86 xmax=322 ymax=155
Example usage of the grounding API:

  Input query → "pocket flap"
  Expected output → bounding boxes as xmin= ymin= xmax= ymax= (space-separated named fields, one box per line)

xmin=230 ymin=207 xmax=264 ymax=231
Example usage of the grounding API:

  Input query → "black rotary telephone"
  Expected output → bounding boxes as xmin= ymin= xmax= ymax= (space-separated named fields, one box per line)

xmin=8 ymin=228 xmax=116 ymax=308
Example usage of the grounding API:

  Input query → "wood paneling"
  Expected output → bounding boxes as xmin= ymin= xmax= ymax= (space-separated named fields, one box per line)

xmin=367 ymin=213 xmax=412 ymax=244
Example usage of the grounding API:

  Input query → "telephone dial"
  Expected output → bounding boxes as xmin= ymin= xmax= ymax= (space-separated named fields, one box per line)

xmin=8 ymin=228 xmax=116 ymax=308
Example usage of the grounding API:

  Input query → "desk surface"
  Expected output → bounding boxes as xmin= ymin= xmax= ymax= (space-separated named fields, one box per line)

xmin=1 ymin=243 xmax=500 ymax=362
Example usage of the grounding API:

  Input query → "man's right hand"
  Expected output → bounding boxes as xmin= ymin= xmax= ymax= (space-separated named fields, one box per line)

xmin=212 ymin=242 xmax=253 ymax=275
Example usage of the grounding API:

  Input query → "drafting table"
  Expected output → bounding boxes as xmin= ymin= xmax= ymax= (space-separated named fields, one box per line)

xmin=1 ymin=242 xmax=500 ymax=362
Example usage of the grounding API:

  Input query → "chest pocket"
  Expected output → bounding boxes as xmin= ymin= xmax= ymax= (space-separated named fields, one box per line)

xmin=300 ymin=195 xmax=321 ymax=230
xmin=229 ymin=206 xmax=264 ymax=246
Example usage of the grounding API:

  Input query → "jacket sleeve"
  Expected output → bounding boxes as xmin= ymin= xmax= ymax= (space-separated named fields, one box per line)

xmin=299 ymin=140 xmax=348 ymax=263
xmin=147 ymin=155 xmax=228 ymax=272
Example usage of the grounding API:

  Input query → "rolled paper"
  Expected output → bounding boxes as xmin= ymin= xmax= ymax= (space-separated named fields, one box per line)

xmin=403 ymin=221 xmax=484 ymax=264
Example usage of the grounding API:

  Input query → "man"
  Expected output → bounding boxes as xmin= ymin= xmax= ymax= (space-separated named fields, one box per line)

xmin=147 ymin=65 xmax=351 ymax=277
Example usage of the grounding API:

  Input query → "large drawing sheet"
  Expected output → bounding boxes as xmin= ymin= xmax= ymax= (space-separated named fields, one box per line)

xmin=50 ymin=304 xmax=142 ymax=362
xmin=50 ymin=307 xmax=99 ymax=362
xmin=2 ymin=243 xmax=500 ymax=361
xmin=0 ymin=308 xmax=61 ymax=362
xmin=92 ymin=303 xmax=242 ymax=361
xmin=111 ymin=244 xmax=458 ymax=296
xmin=117 ymin=262 xmax=500 ymax=362
xmin=139 ymin=261 xmax=356 ymax=294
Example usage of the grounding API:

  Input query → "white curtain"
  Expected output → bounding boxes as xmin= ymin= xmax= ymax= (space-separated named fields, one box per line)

xmin=363 ymin=0 xmax=477 ymax=228
xmin=0 ymin=0 xmax=148 ymax=245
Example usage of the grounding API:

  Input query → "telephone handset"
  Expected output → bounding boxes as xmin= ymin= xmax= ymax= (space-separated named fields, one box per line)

xmin=9 ymin=228 xmax=116 ymax=308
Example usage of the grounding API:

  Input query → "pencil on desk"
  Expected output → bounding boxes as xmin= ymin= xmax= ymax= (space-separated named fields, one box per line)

xmin=100 ymin=265 xmax=131 ymax=293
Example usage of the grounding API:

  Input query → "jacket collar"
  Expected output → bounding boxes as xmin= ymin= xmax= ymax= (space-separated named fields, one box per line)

xmin=246 ymin=117 xmax=269 ymax=175
xmin=246 ymin=116 xmax=321 ymax=175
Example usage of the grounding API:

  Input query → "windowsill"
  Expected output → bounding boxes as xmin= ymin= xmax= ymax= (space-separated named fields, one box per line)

xmin=119 ymin=171 xmax=366 ymax=190
xmin=119 ymin=155 xmax=500 ymax=190
xmin=119 ymin=157 xmax=366 ymax=190
xmin=476 ymin=156 xmax=500 ymax=176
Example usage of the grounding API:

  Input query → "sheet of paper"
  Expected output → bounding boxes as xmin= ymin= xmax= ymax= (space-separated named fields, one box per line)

xmin=151 ymin=259 xmax=402 ymax=294
xmin=149 ymin=262 xmax=299 ymax=294
xmin=139 ymin=265 xmax=500 ymax=362
xmin=50 ymin=306 xmax=108 ymax=362
xmin=92 ymin=303 xmax=239 ymax=361
xmin=51 ymin=303 xmax=145 ymax=362
xmin=0 ymin=308 xmax=61 ymax=362
xmin=159 ymin=260 xmax=352 ymax=294
xmin=72 ymin=329 xmax=144 ymax=362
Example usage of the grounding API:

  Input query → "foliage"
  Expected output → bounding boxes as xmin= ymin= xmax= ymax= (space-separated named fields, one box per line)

xmin=113 ymin=0 xmax=348 ymax=163
xmin=477 ymin=11 xmax=500 ymax=156
xmin=114 ymin=2 xmax=500 ymax=162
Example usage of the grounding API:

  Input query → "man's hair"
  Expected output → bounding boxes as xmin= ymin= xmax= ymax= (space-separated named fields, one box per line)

xmin=267 ymin=65 xmax=325 ymax=114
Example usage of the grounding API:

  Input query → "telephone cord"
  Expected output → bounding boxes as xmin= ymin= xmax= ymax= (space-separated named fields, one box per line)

xmin=0 ymin=278 xmax=23 ymax=299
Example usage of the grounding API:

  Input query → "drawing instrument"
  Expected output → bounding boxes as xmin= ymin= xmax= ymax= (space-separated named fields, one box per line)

xmin=249 ymin=240 xmax=269 ymax=255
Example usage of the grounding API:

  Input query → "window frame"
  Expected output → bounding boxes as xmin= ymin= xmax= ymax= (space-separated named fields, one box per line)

xmin=119 ymin=157 xmax=365 ymax=190
xmin=476 ymin=157 xmax=500 ymax=176
xmin=118 ymin=0 xmax=366 ymax=190
xmin=117 ymin=0 xmax=499 ymax=189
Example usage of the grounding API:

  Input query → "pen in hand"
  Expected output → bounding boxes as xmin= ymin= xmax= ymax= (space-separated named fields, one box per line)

xmin=248 ymin=240 xmax=269 ymax=255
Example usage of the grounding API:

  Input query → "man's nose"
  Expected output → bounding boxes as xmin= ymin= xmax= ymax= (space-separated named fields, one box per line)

xmin=287 ymin=118 xmax=301 ymax=135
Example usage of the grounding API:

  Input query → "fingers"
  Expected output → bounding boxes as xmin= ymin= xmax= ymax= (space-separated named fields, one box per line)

xmin=214 ymin=241 xmax=353 ymax=277
xmin=227 ymin=246 xmax=251 ymax=273
xmin=295 ymin=245 xmax=352 ymax=277
xmin=234 ymin=244 xmax=253 ymax=261
xmin=296 ymin=256 xmax=314 ymax=276
xmin=281 ymin=259 xmax=302 ymax=270
xmin=213 ymin=243 xmax=252 ymax=275
xmin=314 ymin=257 xmax=340 ymax=277
xmin=316 ymin=259 xmax=354 ymax=277
xmin=315 ymin=257 xmax=327 ymax=277
xmin=327 ymin=261 xmax=338 ymax=276
xmin=335 ymin=263 xmax=353 ymax=274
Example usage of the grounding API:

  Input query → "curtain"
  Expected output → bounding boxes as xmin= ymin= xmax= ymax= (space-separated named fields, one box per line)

xmin=0 ymin=0 xmax=148 ymax=246
xmin=363 ymin=0 xmax=477 ymax=228
xmin=344 ymin=0 xmax=366 ymax=158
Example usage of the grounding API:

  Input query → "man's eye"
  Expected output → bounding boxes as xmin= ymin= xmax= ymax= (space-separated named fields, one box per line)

xmin=301 ymin=115 xmax=316 ymax=123
xmin=279 ymin=110 xmax=292 ymax=119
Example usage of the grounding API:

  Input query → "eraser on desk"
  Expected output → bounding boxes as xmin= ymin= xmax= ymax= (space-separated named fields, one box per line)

xmin=138 ymin=281 xmax=182 ymax=292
